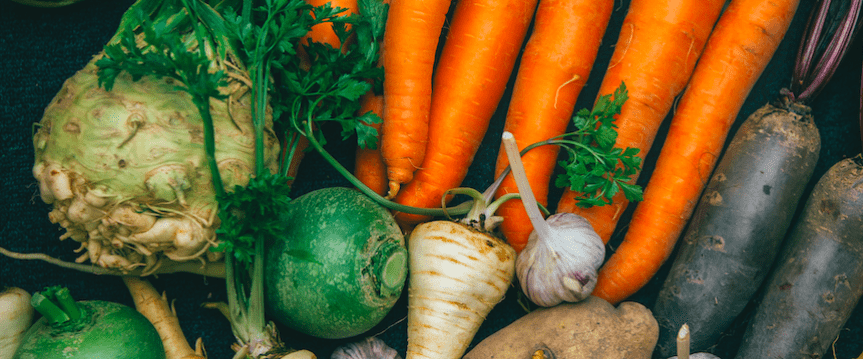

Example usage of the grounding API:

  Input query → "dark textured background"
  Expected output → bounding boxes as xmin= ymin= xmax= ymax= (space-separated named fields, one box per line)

xmin=2 ymin=0 xmax=862 ymax=358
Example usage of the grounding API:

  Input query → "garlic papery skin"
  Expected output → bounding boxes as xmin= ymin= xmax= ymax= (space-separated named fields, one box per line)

xmin=330 ymin=337 xmax=401 ymax=359
xmin=516 ymin=212 xmax=605 ymax=307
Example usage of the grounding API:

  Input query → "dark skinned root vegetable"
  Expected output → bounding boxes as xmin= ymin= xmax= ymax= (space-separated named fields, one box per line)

xmin=652 ymin=0 xmax=861 ymax=355
xmin=13 ymin=286 xmax=165 ymax=359
xmin=651 ymin=98 xmax=820 ymax=357
xmin=264 ymin=187 xmax=407 ymax=339
xmin=122 ymin=277 xmax=206 ymax=359
xmin=734 ymin=155 xmax=863 ymax=359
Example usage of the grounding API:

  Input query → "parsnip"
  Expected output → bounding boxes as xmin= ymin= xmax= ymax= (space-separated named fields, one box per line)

xmin=406 ymin=221 xmax=516 ymax=359
xmin=0 ymin=287 xmax=33 ymax=359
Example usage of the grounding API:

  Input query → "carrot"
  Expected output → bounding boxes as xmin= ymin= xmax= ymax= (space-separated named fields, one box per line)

xmin=353 ymin=91 xmax=388 ymax=196
xmin=380 ymin=0 xmax=451 ymax=198
xmin=492 ymin=0 xmax=614 ymax=253
xmin=122 ymin=276 xmax=206 ymax=359
xmin=392 ymin=0 xmax=538 ymax=227
xmin=282 ymin=133 xmax=309 ymax=186
xmin=593 ymin=0 xmax=800 ymax=305
xmin=555 ymin=0 xmax=727 ymax=243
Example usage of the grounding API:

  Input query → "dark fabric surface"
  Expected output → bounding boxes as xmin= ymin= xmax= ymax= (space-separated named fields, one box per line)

xmin=1 ymin=0 xmax=862 ymax=358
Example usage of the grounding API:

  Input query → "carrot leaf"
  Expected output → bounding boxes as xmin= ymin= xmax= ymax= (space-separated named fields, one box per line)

xmin=552 ymin=82 xmax=643 ymax=208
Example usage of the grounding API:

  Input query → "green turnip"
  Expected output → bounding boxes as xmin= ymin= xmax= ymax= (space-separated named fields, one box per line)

xmin=265 ymin=187 xmax=407 ymax=339
xmin=13 ymin=286 xmax=164 ymax=359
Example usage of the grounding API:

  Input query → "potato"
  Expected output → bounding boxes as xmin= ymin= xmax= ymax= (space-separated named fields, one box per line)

xmin=464 ymin=296 xmax=658 ymax=359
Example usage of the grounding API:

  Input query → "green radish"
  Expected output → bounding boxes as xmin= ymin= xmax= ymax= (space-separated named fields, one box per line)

xmin=13 ymin=286 xmax=164 ymax=359
xmin=0 ymin=288 xmax=34 ymax=359
xmin=734 ymin=155 xmax=863 ymax=358
xmin=265 ymin=187 xmax=408 ymax=339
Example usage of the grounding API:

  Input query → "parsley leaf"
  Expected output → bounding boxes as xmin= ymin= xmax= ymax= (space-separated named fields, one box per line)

xmin=213 ymin=171 xmax=292 ymax=268
xmin=275 ymin=0 xmax=387 ymax=151
xmin=552 ymin=82 xmax=644 ymax=208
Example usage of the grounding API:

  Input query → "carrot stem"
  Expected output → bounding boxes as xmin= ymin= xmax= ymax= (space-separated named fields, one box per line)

xmin=501 ymin=131 xmax=553 ymax=242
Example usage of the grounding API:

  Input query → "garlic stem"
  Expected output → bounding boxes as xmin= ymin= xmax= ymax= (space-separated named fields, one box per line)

xmin=501 ymin=131 xmax=553 ymax=241
xmin=677 ymin=324 xmax=691 ymax=359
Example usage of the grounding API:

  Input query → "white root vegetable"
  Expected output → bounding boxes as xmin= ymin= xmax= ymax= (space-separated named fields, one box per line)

xmin=668 ymin=324 xmax=720 ymax=359
xmin=122 ymin=276 xmax=206 ymax=359
xmin=406 ymin=221 xmax=516 ymax=359
xmin=0 ymin=287 xmax=34 ymax=359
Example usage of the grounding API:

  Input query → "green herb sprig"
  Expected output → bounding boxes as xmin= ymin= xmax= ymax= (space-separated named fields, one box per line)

xmin=544 ymin=83 xmax=644 ymax=207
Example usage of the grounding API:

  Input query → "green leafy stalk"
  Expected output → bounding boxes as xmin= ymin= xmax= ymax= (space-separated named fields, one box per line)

xmin=30 ymin=286 xmax=83 ymax=326
xmin=548 ymin=83 xmax=644 ymax=207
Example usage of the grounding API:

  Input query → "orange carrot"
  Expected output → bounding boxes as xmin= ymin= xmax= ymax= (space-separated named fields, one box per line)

xmin=380 ymin=0 xmax=451 ymax=199
xmin=492 ymin=0 xmax=614 ymax=253
xmin=283 ymin=134 xmax=309 ymax=186
xmin=555 ymin=0 xmax=726 ymax=243
xmin=593 ymin=0 xmax=800 ymax=305
xmin=392 ymin=0 xmax=538 ymax=227
xmin=354 ymin=91 xmax=388 ymax=196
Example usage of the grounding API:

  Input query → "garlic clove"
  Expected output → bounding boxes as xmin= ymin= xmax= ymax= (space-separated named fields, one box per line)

xmin=330 ymin=337 xmax=401 ymax=359
xmin=516 ymin=212 xmax=605 ymax=307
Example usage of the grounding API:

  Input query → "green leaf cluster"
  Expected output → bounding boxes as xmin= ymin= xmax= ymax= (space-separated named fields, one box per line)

xmin=96 ymin=2 xmax=228 ymax=101
xmin=553 ymin=83 xmax=644 ymax=207
xmin=276 ymin=0 xmax=388 ymax=151
xmin=213 ymin=171 xmax=292 ymax=268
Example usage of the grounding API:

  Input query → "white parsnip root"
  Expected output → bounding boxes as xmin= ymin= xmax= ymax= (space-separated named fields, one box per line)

xmin=0 ymin=287 xmax=34 ymax=359
xmin=677 ymin=324 xmax=690 ymax=359
xmin=122 ymin=276 xmax=206 ymax=359
xmin=668 ymin=323 xmax=720 ymax=359
xmin=406 ymin=221 xmax=516 ymax=359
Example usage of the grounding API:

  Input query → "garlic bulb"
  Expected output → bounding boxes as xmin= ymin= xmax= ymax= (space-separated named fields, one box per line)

xmin=500 ymin=131 xmax=605 ymax=307
xmin=330 ymin=337 xmax=401 ymax=359
xmin=516 ymin=212 xmax=605 ymax=306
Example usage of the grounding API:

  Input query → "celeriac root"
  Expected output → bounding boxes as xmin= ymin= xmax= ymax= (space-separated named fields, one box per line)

xmin=122 ymin=276 xmax=207 ymax=359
